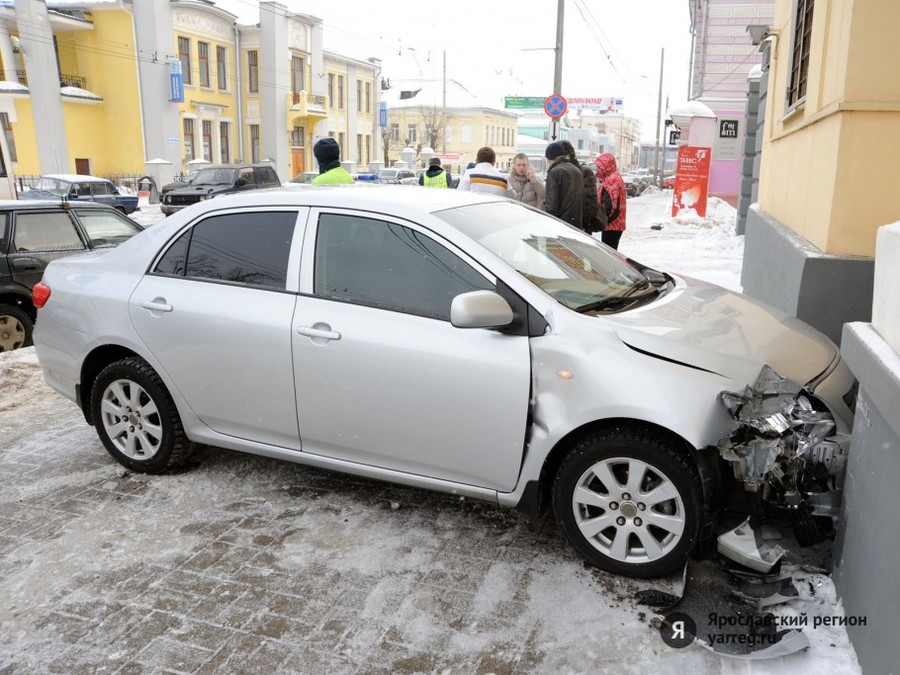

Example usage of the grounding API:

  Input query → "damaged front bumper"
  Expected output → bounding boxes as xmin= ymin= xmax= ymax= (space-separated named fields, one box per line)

xmin=715 ymin=365 xmax=854 ymax=542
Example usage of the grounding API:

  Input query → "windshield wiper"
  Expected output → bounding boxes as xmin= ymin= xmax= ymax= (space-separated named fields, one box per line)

xmin=574 ymin=283 xmax=660 ymax=314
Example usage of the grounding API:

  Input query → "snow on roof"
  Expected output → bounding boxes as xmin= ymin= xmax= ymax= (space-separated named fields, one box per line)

xmin=0 ymin=80 xmax=28 ymax=93
xmin=60 ymin=85 xmax=103 ymax=101
xmin=381 ymin=78 xmax=513 ymax=115
xmin=43 ymin=173 xmax=109 ymax=182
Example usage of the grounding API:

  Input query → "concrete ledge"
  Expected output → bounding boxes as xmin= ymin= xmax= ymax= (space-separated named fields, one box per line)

xmin=872 ymin=222 xmax=900 ymax=353
xmin=841 ymin=322 xmax=900 ymax=440
xmin=742 ymin=205 xmax=874 ymax=345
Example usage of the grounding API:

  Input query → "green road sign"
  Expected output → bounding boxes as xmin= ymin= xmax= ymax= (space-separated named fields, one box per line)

xmin=504 ymin=96 xmax=545 ymax=109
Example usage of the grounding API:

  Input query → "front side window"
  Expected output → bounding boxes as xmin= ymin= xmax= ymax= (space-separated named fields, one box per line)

xmin=13 ymin=211 xmax=84 ymax=252
xmin=178 ymin=36 xmax=192 ymax=86
xmin=313 ymin=213 xmax=492 ymax=321
xmin=248 ymin=50 xmax=259 ymax=93
xmin=153 ymin=212 xmax=296 ymax=290
xmin=787 ymin=0 xmax=815 ymax=109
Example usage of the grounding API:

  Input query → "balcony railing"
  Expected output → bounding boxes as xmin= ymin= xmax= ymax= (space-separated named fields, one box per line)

xmin=16 ymin=70 xmax=87 ymax=89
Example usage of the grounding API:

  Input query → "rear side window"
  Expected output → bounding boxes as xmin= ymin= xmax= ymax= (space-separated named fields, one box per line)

xmin=76 ymin=209 xmax=142 ymax=248
xmin=91 ymin=182 xmax=113 ymax=196
xmin=0 ymin=212 xmax=8 ymax=252
xmin=153 ymin=211 xmax=296 ymax=290
xmin=12 ymin=211 xmax=85 ymax=252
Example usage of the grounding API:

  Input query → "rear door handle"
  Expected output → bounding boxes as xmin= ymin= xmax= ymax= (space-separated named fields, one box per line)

xmin=12 ymin=257 xmax=42 ymax=272
xmin=140 ymin=299 xmax=173 ymax=313
xmin=296 ymin=324 xmax=341 ymax=341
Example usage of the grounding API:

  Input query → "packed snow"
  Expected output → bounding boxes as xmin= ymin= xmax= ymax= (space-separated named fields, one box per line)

xmin=0 ymin=190 xmax=861 ymax=673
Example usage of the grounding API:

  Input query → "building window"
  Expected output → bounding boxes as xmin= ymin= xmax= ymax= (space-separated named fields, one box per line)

xmin=787 ymin=0 xmax=814 ymax=108
xmin=220 ymin=122 xmax=230 ymax=163
xmin=338 ymin=132 xmax=345 ymax=159
xmin=357 ymin=134 xmax=363 ymax=163
xmin=202 ymin=120 xmax=213 ymax=160
xmin=337 ymin=75 xmax=344 ymax=109
xmin=248 ymin=50 xmax=259 ymax=93
xmin=217 ymin=46 xmax=227 ymax=90
xmin=390 ymin=123 xmax=400 ymax=142
xmin=365 ymin=134 xmax=371 ymax=166
xmin=291 ymin=126 xmax=305 ymax=147
xmin=198 ymin=42 xmax=210 ymax=88
xmin=178 ymin=36 xmax=192 ymax=86
xmin=291 ymin=56 xmax=305 ymax=93
xmin=365 ymin=82 xmax=371 ymax=113
xmin=183 ymin=118 xmax=195 ymax=160
xmin=0 ymin=113 xmax=16 ymax=162
xmin=250 ymin=124 xmax=260 ymax=163
xmin=407 ymin=125 xmax=417 ymax=144
xmin=328 ymin=74 xmax=334 ymax=107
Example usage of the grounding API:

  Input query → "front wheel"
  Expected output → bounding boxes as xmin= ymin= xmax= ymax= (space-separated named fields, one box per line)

xmin=91 ymin=357 xmax=198 ymax=473
xmin=553 ymin=428 xmax=702 ymax=578
xmin=0 ymin=303 xmax=32 ymax=351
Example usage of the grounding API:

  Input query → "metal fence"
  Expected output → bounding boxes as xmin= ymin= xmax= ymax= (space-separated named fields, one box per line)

xmin=17 ymin=173 xmax=147 ymax=194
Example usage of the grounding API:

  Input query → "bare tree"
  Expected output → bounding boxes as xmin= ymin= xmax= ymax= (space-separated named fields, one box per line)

xmin=417 ymin=105 xmax=454 ymax=153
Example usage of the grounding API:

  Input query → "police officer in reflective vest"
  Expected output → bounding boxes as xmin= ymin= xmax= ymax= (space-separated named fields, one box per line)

xmin=419 ymin=157 xmax=452 ymax=188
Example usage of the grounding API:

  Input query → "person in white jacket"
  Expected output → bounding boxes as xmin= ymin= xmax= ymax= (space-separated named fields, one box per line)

xmin=457 ymin=147 xmax=516 ymax=198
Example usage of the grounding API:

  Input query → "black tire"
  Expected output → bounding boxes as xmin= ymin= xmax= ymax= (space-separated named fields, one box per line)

xmin=91 ymin=356 xmax=198 ymax=473
xmin=552 ymin=428 xmax=702 ymax=578
xmin=0 ymin=303 xmax=33 ymax=352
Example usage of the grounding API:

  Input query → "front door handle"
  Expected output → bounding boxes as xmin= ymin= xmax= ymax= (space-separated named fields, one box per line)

xmin=296 ymin=323 xmax=341 ymax=342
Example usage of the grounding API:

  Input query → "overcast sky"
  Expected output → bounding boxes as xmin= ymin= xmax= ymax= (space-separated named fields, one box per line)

xmin=213 ymin=0 xmax=693 ymax=142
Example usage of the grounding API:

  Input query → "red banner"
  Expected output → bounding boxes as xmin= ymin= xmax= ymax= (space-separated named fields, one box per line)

xmin=672 ymin=146 xmax=712 ymax=217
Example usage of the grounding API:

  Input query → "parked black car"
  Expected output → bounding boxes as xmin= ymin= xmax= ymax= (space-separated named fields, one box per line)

xmin=159 ymin=170 xmax=199 ymax=199
xmin=160 ymin=164 xmax=281 ymax=215
xmin=0 ymin=200 xmax=144 ymax=351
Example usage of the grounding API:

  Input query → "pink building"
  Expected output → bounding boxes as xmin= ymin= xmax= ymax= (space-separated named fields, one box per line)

xmin=688 ymin=0 xmax=775 ymax=205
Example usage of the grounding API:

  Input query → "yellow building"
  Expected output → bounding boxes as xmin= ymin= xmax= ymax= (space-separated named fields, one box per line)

xmin=742 ymin=0 xmax=900 ymax=345
xmin=381 ymin=78 xmax=518 ymax=174
xmin=0 ymin=0 xmax=378 ymax=187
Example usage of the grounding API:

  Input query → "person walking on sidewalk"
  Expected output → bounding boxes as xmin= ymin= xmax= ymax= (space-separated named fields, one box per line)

xmin=561 ymin=140 xmax=598 ymax=233
xmin=594 ymin=152 xmax=627 ymax=249
xmin=418 ymin=157 xmax=452 ymax=188
xmin=543 ymin=141 xmax=583 ymax=228
xmin=457 ymin=147 xmax=515 ymax=197
xmin=311 ymin=138 xmax=355 ymax=185
xmin=508 ymin=153 xmax=545 ymax=210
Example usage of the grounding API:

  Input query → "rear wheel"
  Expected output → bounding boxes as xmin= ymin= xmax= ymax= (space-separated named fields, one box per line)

xmin=553 ymin=428 xmax=702 ymax=578
xmin=0 ymin=303 xmax=32 ymax=351
xmin=91 ymin=357 xmax=198 ymax=473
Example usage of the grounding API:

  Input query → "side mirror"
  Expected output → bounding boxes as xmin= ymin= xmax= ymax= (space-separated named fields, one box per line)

xmin=450 ymin=290 xmax=514 ymax=329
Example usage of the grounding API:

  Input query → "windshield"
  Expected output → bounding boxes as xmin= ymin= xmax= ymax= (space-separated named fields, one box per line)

xmin=193 ymin=168 xmax=236 ymax=186
xmin=377 ymin=169 xmax=398 ymax=178
xmin=435 ymin=201 xmax=655 ymax=312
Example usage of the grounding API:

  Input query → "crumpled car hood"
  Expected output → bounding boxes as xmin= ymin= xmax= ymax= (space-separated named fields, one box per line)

xmin=604 ymin=275 xmax=837 ymax=386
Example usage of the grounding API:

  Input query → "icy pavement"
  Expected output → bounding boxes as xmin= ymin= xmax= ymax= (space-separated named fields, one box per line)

xmin=0 ymin=192 xmax=861 ymax=673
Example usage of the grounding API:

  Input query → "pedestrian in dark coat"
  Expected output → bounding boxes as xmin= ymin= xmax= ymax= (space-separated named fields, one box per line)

xmin=543 ymin=141 xmax=583 ymax=228
xmin=594 ymin=153 xmax=627 ymax=249
xmin=561 ymin=140 xmax=598 ymax=233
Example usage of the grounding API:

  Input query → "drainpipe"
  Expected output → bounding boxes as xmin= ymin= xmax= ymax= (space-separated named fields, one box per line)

xmin=234 ymin=23 xmax=244 ymax=163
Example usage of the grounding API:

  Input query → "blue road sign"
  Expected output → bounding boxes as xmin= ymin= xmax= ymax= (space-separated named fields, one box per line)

xmin=544 ymin=94 xmax=567 ymax=119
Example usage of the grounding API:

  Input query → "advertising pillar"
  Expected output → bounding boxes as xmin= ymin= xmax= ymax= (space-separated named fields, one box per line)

xmin=672 ymin=146 xmax=712 ymax=217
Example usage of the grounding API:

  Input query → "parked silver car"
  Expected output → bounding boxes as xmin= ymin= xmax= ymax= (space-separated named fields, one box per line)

xmin=32 ymin=187 xmax=855 ymax=577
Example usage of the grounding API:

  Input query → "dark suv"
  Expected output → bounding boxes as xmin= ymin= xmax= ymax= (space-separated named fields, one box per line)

xmin=0 ymin=200 xmax=143 ymax=351
xmin=160 ymin=164 xmax=281 ymax=215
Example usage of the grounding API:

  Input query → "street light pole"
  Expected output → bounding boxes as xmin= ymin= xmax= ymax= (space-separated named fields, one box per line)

xmin=653 ymin=47 xmax=665 ymax=185
xmin=550 ymin=0 xmax=564 ymax=141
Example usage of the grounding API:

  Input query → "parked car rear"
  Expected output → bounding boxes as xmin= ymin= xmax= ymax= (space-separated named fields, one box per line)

xmin=0 ymin=200 xmax=143 ymax=350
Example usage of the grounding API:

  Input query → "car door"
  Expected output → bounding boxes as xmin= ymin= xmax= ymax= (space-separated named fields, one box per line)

xmin=7 ymin=209 xmax=88 ymax=291
xmin=129 ymin=208 xmax=305 ymax=450
xmin=292 ymin=209 xmax=532 ymax=491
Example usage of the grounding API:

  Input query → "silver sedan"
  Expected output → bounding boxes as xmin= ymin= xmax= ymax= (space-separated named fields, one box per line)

xmin=32 ymin=187 xmax=855 ymax=578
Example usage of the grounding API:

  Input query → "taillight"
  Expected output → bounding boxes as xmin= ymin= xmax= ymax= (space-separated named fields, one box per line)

xmin=33 ymin=282 xmax=51 ymax=308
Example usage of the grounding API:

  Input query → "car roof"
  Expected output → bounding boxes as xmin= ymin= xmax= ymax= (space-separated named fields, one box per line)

xmin=0 ymin=199 xmax=120 ymax=212
xmin=42 ymin=174 xmax=111 ymax=183
xmin=160 ymin=184 xmax=506 ymax=221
